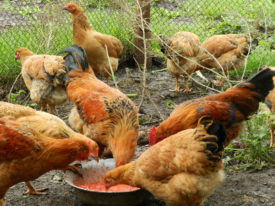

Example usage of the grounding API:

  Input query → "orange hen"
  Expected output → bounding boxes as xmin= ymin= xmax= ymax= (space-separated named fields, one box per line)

xmin=159 ymin=31 xmax=201 ymax=93
xmin=105 ymin=117 xmax=226 ymax=206
xmin=15 ymin=48 xmax=67 ymax=113
xmin=0 ymin=118 xmax=97 ymax=206
xmin=59 ymin=45 xmax=139 ymax=167
xmin=200 ymin=33 xmax=250 ymax=86
xmin=64 ymin=3 xmax=123 ymax=84
xmin=0 ymin=101 xmax=99 ymax=195
xmin=149 ymin=67 xmax=275 ymax=146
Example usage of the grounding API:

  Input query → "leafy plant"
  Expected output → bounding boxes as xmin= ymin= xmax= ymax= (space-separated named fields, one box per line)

xmin=166 ymin=99 xmax=175 ymax=109
xmin=210 ymin=20 xmax=242 ymax=35
xmin=5 ymin=90 xmax=36 ymax=107
xmin=6 ymin=90 xmax=26 ymax=104
xmin=224 ymin=106 xmax=275 ymax=171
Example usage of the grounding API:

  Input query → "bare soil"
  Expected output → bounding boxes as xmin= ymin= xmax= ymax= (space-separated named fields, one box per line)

xmin=1 ymin=65 xmax=275 ymax=206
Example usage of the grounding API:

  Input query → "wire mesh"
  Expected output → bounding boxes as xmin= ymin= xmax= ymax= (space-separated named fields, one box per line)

xmin=0 ymin=0 xmax=274 ymax=87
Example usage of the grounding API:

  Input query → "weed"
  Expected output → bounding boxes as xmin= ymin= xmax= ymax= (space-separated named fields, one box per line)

xmin=165 ymin=99 xmax=175 ymax=109
xmin=224 ymin=106 xmax=275 ymax=171
xmin=6 ymin=89 xmax=36 ymax=107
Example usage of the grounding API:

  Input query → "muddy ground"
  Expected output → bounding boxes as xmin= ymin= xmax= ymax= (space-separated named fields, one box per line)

xmin=1 ymin=65 xmax=275 ymax=206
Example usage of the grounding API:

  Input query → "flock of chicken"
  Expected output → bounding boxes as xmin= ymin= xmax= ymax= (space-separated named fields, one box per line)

xmin=0 ymin=2 xmax=274 ymax=206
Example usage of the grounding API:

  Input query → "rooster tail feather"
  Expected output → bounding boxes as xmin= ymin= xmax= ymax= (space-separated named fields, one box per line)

xmin=59 ymin=44 xmax=89 ymax=72
xmin=240 ymin=67 xmax=275 ymax=99
xmin=199 ymin=116 xmax=226 ymax=153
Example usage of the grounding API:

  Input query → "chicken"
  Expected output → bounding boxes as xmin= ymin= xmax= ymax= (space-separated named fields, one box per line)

xmin=149 ymin=67 xmax=275 ymax=146
xmin=262 ymin=67 xmax=275 ymax=146
xmin=200 ymin=34 xmax=250 ymax=86
xmin=260 ymin=103 xmax=275 ymax=147
xmin=0 ymin=118 xmax=98 ymax=206
xmin=14 ymin=48 xmax=67 ymax=114
xmin=59 ymin=44 xmax=139 ymax=167
xmin=64 ymin=3 xmax=123 ymax=85
xmin=0 ymin=101 xmax=99 ymax=195
xmin=104 ymin=116 xmax=226 ymax=206
xmin=159 ymin=31 xmax=201 ymax=93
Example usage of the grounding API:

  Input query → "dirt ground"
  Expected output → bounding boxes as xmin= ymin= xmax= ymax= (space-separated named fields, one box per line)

xmin=1 ymin=65 xmax=275 ymax=206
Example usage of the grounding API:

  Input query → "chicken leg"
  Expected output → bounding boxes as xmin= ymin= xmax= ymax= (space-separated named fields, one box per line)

xmin=170 ymin=75 xmax=181 ymax=92
xmin=270 ymin=126 xmax=274 ymax=147
xmin=183 ymin=75 xmax=191 ymax=93
xmin=106 ymin=78 xmax=110 ymax=85
xmin=213 ymin=77 xmax=225 ymax=87
xmin=0 ymin=199 xmax=4 ymax=206
xmin=24 ymin=181 xmax=48 ymax=195
xmin=48 ymin=105 xmax=54 ymax=114
xmin=40 ymin=104 xmax=46 ymax=112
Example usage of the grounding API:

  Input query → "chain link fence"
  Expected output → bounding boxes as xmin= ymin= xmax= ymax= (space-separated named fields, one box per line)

xmin=0 ymin=0 xmax=274 ymax=87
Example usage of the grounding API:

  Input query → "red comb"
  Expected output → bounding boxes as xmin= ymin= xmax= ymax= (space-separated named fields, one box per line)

xmin=148 ymin=126 xmax=157 ymax=146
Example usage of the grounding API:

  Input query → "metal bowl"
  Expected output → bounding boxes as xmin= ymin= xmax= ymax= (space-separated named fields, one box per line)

xmin=65 ymin=158 xmax=153 ymax=206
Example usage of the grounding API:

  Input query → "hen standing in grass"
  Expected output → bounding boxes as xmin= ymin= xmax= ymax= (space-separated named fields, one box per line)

xmin=149 ymin=67 xmax=275 ymax=146
xmin=200 ymin=34 xmax=250 ymax=86
xmin=15 ymin=48 xmax=67 ymax=114
xmin=64 ymin=3 xmax=123 ymax=84
xmin=60 ymin=44 xmax=139 ymax=167
xmin=159 ymin=31 xmax=202 ymax=93
xmin=0 ymin=101 xmax=99 ymax=195
xmin=0 ymin=118 xmax=98 ymax=206
xmin=105 ymin=116 xmax=226 ymax=206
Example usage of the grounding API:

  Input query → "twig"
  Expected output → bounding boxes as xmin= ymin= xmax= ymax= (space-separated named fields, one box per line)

xmin=104 ymin=44 xmax=119 ymax=89
xmin=146 ymin=90 xmax=164 ymax=120
xmin=8 ymin=72 xmax=22 ymax=102
xmin=135 ymin=0 xmax=148 ymax=110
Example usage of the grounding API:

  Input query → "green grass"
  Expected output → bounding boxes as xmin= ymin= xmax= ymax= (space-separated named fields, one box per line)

xmin=0 ymin=0 xmax=274 ymax=84
xmin=224 ymin=105 xmax=275 ymax=171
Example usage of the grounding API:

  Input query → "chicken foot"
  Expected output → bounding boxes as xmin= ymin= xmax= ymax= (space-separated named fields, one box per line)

xmin=24 ymin=181 xmax=48 ymax=195
xmin=183 ymin=76 xmax=191 ymax=93
xmin=63 ymin=165 xmax=83 ymax=177
xmin=170 ymin=75 xmax=191 ymax=93
xmin=213 ymin=77 xmax=225 ymax=87
xmin=170 ymin=75 xmax=181 ymax=92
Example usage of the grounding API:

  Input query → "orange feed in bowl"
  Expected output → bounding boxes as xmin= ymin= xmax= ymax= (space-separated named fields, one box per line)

xmin=77 ymin=182 xmax=139 ymax=192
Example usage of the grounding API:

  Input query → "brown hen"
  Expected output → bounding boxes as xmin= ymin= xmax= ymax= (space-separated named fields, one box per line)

xmin=0 ymin=118 xmax=97 ymax=206
xmin=200 ymin=33 xmax=250 ymax=86
xmin=64 ymin=3 xmax=123 ymax=84
xmin=105 ymin=117 xmax=226 ymax=206
xmin=15 ymin=48 xmax=67 ymax=113
xmin=59 ymin=45 xmax=139 ymax=167
xmin=0 ymin=101 xmax=99 ymax=195
xmin=160 ymin=31 xmax=201 ymax=93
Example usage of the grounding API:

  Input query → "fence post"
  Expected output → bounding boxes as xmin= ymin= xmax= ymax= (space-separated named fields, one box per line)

xmin=134 ymin=0 xmax=152 ymax=68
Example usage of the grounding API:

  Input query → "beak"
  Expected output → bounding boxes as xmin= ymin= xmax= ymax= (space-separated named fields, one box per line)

xmin=63 ymin=6 xmax=67 ymax=10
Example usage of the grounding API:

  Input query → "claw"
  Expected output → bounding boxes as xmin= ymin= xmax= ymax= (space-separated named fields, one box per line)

xmin=64 ymin=165 xmax=83 ymax=177
xmin=24 ymin=181 xmax=48 ymax=195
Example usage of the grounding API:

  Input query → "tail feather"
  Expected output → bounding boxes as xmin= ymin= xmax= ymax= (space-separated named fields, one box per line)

xmin=199 ymin=116 xmax=226 ymax=161
xmin=240 ymin=67 xmax=275 ymax=99
xmin=59 ymin=44 xmax=89 ymax=72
